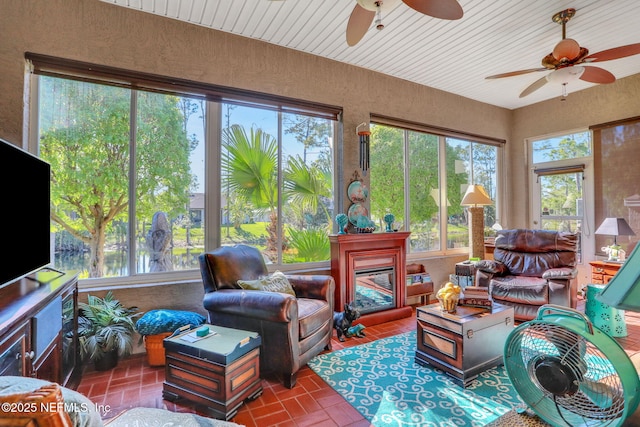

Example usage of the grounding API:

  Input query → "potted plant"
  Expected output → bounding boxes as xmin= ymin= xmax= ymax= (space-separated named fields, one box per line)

xmin=78 ymin=291 xmax=142 ymax=371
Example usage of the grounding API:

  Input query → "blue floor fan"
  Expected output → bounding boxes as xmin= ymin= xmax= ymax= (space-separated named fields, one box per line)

xmin=503 ymin=304 xmax=640 ymax=426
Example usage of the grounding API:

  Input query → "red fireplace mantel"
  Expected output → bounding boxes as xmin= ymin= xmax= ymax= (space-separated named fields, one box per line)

xmin=329 ymin=231 xmax=412 ymax=326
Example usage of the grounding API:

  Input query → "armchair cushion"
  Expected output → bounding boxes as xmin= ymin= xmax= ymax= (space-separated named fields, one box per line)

xmin=237 ymin=271 xmax=296 ymax=296
xmin=298 ymin=298 xmax=332 ymax=340
xmin=203 ymin=289 xmax=296 ymax=322
xmin=490 ymin=276 xmax=549 ymax=305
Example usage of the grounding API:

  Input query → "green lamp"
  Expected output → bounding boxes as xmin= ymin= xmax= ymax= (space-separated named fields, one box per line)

xmin=597 ymin=240 xmax=640 ymax=311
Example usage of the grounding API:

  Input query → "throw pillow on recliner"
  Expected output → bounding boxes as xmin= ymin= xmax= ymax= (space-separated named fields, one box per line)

xmin=237 ymin=270 xmax=296 ymax=296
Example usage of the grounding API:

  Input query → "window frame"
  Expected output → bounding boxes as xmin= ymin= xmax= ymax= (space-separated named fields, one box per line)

xmin=28 ymin=54 xmax=342 ymax=289
xmin=526 ymin=128 xmax=593 ymax=263
xmin=369 ymin=116 xmax=504 ymax=258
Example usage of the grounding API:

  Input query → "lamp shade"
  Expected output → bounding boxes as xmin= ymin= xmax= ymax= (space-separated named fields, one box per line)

xmin=595 ymin=217 xmax=636 ymax=238
xmin=597 ymin=241 xmax=640 ymax=311
xmin=460 ymin=185 xmax=493 ymax=207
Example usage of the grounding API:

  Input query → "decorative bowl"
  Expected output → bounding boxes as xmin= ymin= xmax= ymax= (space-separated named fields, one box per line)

xmin=437 ymin=294 xmax=459 ymax=313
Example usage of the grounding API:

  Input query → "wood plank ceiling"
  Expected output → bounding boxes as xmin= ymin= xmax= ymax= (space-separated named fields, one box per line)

xmin=99 ymin=0 xmax=640 ymax=110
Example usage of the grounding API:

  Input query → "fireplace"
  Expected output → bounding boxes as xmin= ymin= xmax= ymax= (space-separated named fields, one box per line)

xmin=354 ymin=267 xmax=395 ymax=314
xmin=330 ymin=232 xmax=412 ymax=326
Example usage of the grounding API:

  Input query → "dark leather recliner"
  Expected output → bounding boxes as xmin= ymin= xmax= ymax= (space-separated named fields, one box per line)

xmin=474 ymin=229 xmax=579 ymax=321
xmin=198 ymin=244 xmax=334 ymax=388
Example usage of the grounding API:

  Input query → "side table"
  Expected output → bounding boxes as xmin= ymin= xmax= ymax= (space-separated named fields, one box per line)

xmin=415 ymin=303 xmax=514 ymax=387
xmin=589 ymin=261 xmax=621 ymax=284
xmin=453 ymin=261 xmax=475 ymax=287
xmin=585 ymin=283 xmax=627 ymax=337
xmin=163 ymin=324 xmax=262 ymax=420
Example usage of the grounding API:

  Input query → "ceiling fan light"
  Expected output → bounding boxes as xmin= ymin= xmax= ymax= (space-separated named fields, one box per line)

xmin=546 ymin=66 xmax=585 ymax=84
xmin=553 ymin=38 xmax=581 ymax=61
xmin=356 ymin=0 xmax=399 ymax=13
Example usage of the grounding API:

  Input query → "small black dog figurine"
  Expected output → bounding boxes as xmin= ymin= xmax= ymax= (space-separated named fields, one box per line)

xmin=333 ymin=302 xmax=364 ymax=342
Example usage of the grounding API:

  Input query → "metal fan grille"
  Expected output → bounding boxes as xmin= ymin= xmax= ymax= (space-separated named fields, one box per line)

xmin=505 ymin=322 xmax=626 ymax=426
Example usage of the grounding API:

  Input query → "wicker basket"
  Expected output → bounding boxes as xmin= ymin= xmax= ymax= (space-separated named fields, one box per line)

xmin=143 ymin=332 xmax=172 ymax=366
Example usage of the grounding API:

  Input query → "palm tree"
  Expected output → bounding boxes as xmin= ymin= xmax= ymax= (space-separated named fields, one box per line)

xmin=283 ymin=155 xmax=332 ymax=228
xmin=223 ymin=124 xmax=334 ymax=261
xmin=222 ymin=125 xmax=279 ymax=257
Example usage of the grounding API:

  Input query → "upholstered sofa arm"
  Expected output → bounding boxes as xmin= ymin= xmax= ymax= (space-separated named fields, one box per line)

xmin=542 ymin=267 xmax=578 ymax=280
xmin=203 ymin=289 xmax=297 ymax=323
xmin=474 ymin=260 xmax=509 ymax=288
xmin=475 ymin=260 xmax=509 ymax=275
xmin=287 ymin=275 xmax=334 ymax=302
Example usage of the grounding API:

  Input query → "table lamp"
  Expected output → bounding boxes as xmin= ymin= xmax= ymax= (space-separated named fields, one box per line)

xmin=461 ymin=184 xmax=493 ymax=259
xmin=595 ymin=217 xmax=636 ymax=261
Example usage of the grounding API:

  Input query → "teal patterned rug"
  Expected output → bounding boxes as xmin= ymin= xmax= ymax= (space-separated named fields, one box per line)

xmin=309 ymin=331 xmax=524 ymax=427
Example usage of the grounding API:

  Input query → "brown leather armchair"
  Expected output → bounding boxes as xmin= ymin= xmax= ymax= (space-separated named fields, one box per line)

xmin=199 ymin=244 xmax=334 ymax=388
xmin=474 ymin=229 xmax=579 ymax=321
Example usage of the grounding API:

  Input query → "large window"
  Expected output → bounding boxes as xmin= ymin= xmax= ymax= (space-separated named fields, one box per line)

xmin=219 ymin=106 xmax=335 ymax=264
xmin=32 ymin=61 xmax=338 ymax=284
xmin=369 ymin=120 xmax=501 ymax=254
xmin=529 ymin=130 xmax=591 ymax=262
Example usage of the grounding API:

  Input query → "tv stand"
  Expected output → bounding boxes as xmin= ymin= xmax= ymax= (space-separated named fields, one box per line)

xmin=0 ymin=269 xmax=80 ymax=388
xmin=27 ymin=266 xmax=66 ymax=283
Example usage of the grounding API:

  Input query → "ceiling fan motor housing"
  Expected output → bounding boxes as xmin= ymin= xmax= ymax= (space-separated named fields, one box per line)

xmin=356 ymin=0 xmax=399 ymax=13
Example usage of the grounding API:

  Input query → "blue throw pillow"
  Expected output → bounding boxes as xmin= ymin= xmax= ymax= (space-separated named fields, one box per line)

xmin=135 ymin=309 xmax=206 ymax=335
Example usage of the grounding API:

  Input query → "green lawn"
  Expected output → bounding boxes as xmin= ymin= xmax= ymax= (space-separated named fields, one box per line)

xmin=220 ymin=222 xmax=268 ymax=249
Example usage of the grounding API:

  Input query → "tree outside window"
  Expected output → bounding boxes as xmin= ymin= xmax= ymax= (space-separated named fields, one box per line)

xmin=37 ymin=76 xmax=336 ymax=281
xmin=369 ymin=123 xmax=498 ymax=254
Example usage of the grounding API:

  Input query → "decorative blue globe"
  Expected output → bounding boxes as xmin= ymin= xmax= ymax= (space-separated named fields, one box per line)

xmin=384 ymin=213 xmax=395 ymax=232
xmin=335 ymin=213 xmax=348 ymax=234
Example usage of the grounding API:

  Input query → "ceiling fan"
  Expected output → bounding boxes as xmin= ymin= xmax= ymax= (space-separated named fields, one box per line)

xmin=486 ymin=8 xmax=640 ymax=99
xmin=346 ymin=0 xmax=463 ymax=47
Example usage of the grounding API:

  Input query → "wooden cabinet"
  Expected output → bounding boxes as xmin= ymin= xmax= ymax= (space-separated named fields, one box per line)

xmin=0 ymin=270 xmax=79 ymax=388
xmin=330 ymin=232 xmax=412 ymax=326
xmin=0 ymin=323 xmax=30 ymax=377
xmin=589 ymin=261 xmax=621 ymax=284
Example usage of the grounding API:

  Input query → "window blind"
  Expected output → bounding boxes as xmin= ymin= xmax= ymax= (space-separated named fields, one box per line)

xmin=26 ymin=52 xmax=342 ymax=121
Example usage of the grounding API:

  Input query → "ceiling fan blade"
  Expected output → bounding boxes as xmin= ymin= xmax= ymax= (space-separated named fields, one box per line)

xmin=579 ymin=66 xmax=616 ymax=84
xmin=402 ymin=0 xmax=463 ymax=20
xmin=584 ymin=43 xmax=640 ymax=63
xmin=346 ymin=4 xmax=375 ymax=47
xmin=519 ymin=75 xmax=548 ymax=98
xmin=485 ymin=68 xmax=547 ymax=79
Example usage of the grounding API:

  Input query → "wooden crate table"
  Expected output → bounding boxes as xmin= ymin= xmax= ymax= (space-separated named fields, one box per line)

xmin=162 ymin=324 xmax=262 ymax=420
xmin=415 ymin=303 xmax=514 ymax=387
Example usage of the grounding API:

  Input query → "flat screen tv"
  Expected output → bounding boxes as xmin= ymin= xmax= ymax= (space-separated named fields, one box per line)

xmin=0 ymin=138 xmax=52 ymax=288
